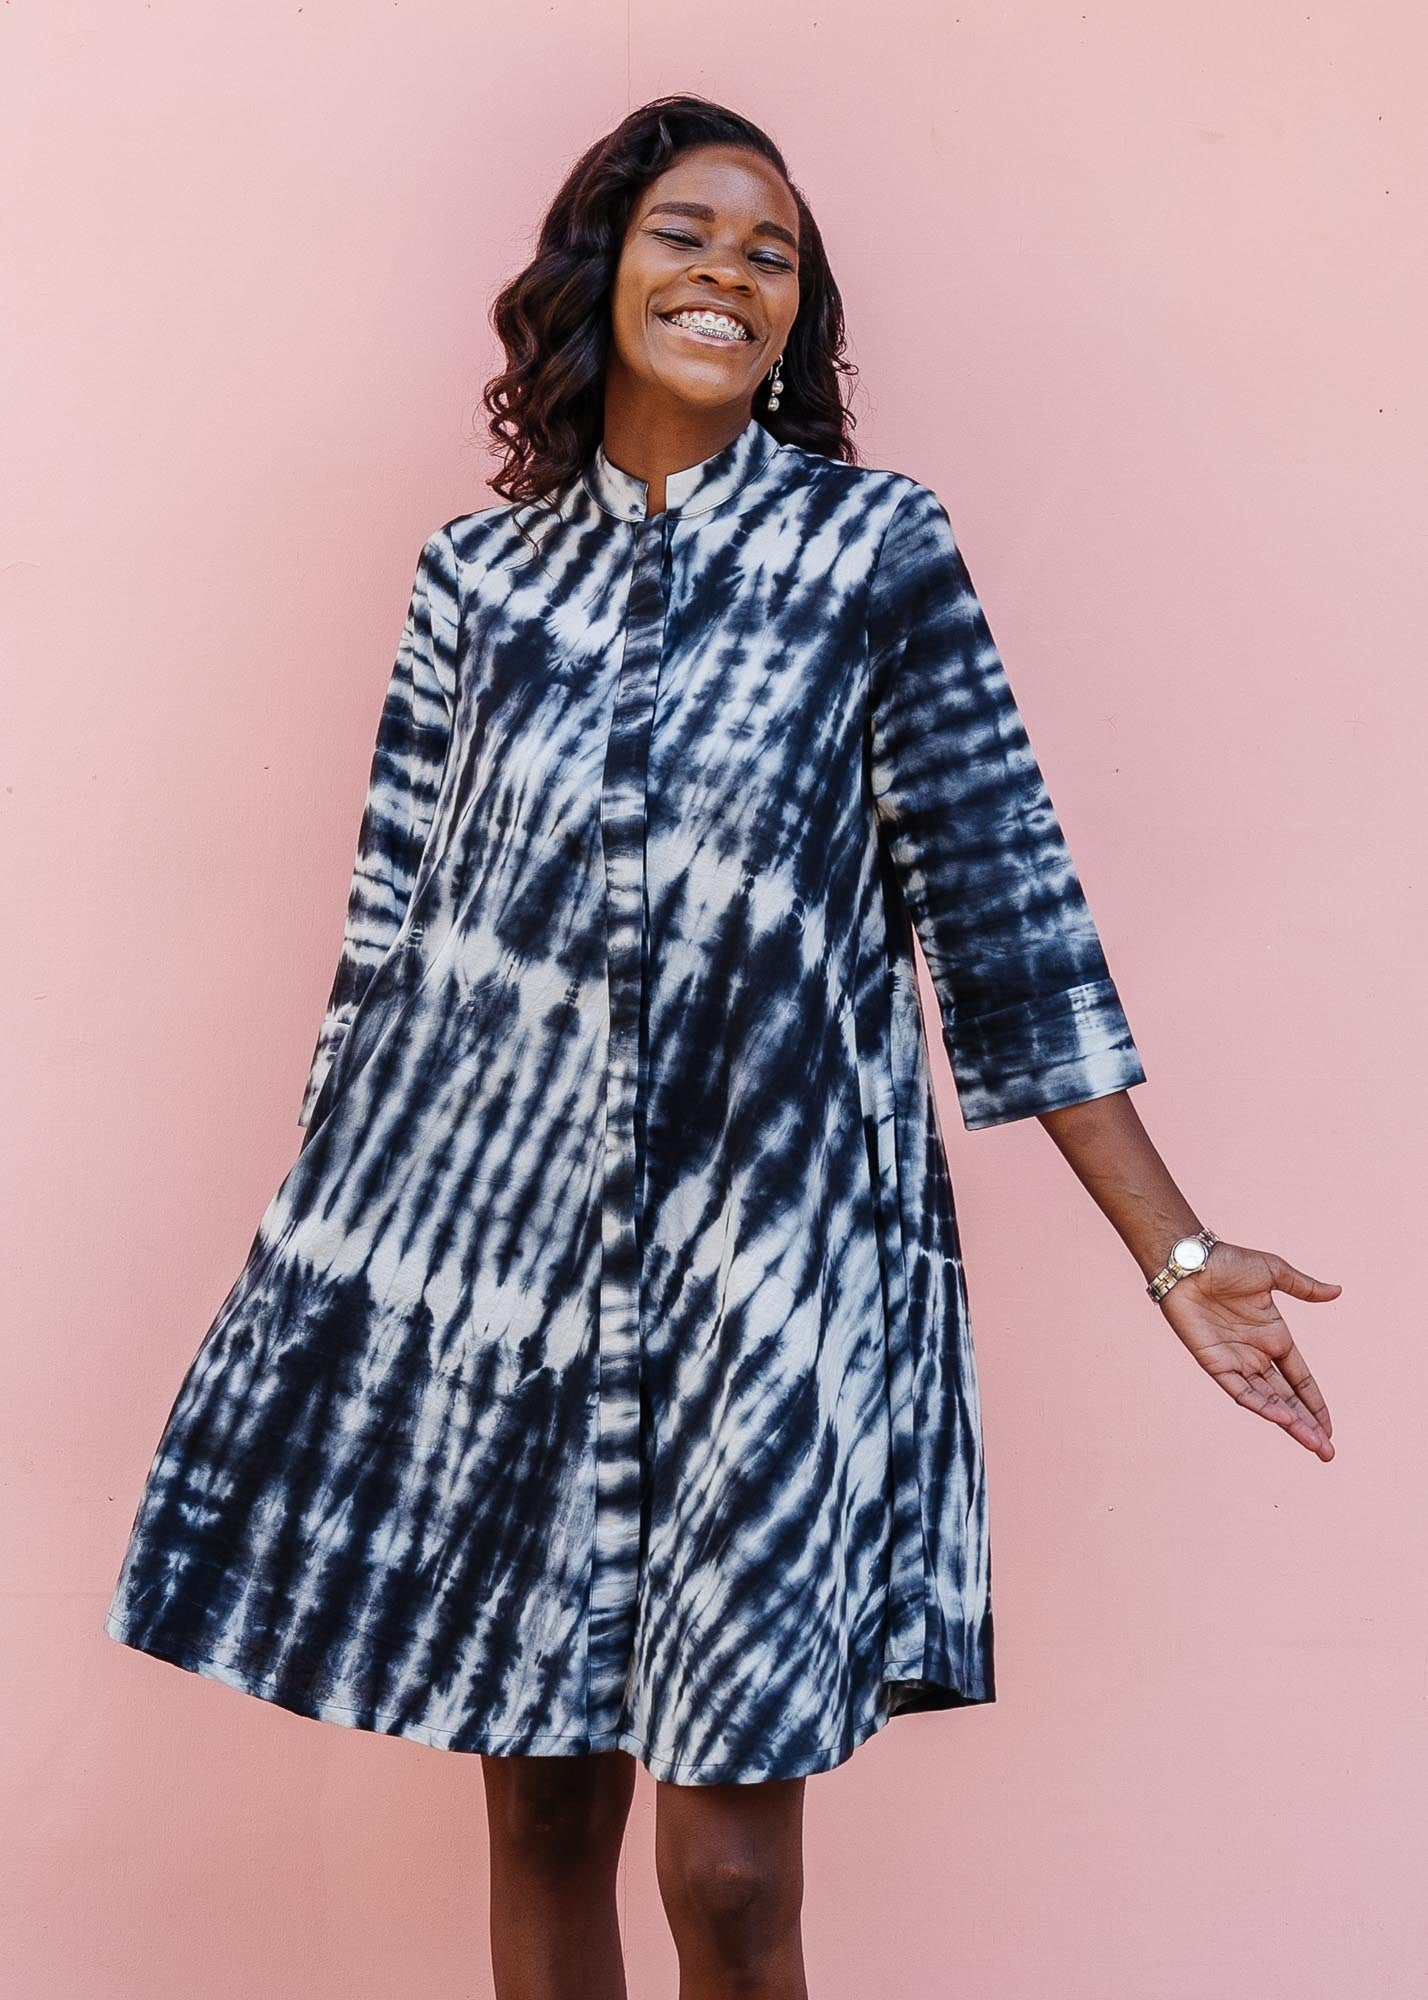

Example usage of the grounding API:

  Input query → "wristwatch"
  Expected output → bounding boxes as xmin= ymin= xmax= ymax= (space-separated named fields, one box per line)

xmin=1146 ymin=1228 xmax=1220 ymax=1303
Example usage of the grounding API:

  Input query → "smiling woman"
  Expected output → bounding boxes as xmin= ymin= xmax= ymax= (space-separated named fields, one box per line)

xmin=600 ymin=147 xmax=805 ymax=511
xmin=479 ymin=100 xmax=859 ymax=537
xmin=103 ymin=87 xmax=1339 ymax=2000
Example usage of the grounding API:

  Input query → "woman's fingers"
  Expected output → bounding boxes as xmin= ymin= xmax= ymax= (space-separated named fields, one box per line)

xmin=1215 ymin=1359 xmax=1334 ymax=1459
xmin=1268 ymin=1256 xmax=1342 ymax=1304
xmin=1274 ymin=1339 xmax=1333 ymax=1439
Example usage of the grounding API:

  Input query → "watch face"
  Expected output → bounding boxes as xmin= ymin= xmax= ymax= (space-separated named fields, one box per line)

xmin=1173 ymin=1236 xmax=1208 ymax=1271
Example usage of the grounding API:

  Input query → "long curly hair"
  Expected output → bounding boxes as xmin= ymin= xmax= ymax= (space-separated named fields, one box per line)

xmin=480 ymin=94 xmax=860 ymax=520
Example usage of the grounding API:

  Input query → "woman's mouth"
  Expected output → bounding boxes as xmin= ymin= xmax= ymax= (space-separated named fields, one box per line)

xmin=658 ymin=308 xmax=756 ymax=347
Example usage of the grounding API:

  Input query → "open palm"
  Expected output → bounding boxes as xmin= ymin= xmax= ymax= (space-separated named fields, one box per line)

xmin=1156 ymin=1241 xmax=1340 ymax=1459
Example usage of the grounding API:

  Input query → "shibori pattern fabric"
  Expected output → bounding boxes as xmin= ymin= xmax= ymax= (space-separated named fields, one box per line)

xmin=104 ymin=415 xmax=1147 ymax=1785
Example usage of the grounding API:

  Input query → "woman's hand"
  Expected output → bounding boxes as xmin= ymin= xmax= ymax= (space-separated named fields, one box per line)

xmin=1156 ymin=1242 xmax=1340 ymax=1459
xmin=1033 ymin=1094 xmax=1341 ymax=1459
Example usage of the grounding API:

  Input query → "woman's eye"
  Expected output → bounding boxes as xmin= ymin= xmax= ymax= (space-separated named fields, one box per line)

xmin=651 ymin=229 xmax=792 ymax=271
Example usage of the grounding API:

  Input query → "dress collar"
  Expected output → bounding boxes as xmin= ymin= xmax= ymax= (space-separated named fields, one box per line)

xmin=581 ymin=416 xmax=780 ymax=522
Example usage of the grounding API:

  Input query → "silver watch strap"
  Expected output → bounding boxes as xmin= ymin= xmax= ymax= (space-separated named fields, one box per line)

xmin=1146 ymin=1228 xmax=1220 ymax=1303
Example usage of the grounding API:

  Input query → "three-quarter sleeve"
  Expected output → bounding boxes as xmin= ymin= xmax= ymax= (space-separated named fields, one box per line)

xmin=867 ymin=480 xmax=1146 ymax=1131
xmin=297 ymin=528 xmax=459 ymax=1128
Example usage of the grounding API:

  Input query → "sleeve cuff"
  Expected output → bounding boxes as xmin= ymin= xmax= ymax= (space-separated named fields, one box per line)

xmin=945 ymin=977 xmax=1148 ymax=1130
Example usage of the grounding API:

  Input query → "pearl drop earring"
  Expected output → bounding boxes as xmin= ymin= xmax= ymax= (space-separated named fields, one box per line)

xmin=766 ymin=354 xmax=784 ymax=411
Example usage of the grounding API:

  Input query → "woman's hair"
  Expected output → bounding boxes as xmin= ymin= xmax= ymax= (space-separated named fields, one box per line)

xmin=480 ymin=93 xmax=860 ymax=514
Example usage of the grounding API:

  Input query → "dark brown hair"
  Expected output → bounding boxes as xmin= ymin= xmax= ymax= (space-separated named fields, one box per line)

xmin=479 ymin=94 xmax=860 ymax=515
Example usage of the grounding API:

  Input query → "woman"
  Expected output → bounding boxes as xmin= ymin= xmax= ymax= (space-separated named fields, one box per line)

xmin=105 ymin=94 xmax=1340 ymax=1999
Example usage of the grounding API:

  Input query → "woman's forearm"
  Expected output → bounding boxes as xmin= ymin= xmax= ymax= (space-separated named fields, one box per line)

xmin=1035 ymin=1090 xmax=1204 ymax=1282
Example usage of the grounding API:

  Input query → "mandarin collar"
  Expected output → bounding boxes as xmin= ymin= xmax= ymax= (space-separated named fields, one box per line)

xmin=581 ymin=416 xmax=780 ymax=523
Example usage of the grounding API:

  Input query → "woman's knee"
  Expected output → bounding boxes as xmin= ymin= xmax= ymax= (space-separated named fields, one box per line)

xmin=482 ymin=1751 xmax=635 ymax=1875
xmin=658 ymin=1831 xmax=805 ymax=1975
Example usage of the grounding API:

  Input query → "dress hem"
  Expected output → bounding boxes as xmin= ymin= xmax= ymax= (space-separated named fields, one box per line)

xmin=102 ymin=1611 xmax=989 ymax=1787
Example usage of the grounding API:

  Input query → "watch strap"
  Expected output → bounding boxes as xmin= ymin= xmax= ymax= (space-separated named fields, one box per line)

xmin=1146 ymin=1228 xmax=1220 ymax=1303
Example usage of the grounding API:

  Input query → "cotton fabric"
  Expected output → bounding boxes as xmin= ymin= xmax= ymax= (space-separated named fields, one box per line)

xmin=104 ymin=415 xmax=1146 ymax=1784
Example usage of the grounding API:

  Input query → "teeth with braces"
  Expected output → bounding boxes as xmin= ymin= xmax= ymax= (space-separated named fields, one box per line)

xmin=665 ymin=310 xmax=751 ymax=343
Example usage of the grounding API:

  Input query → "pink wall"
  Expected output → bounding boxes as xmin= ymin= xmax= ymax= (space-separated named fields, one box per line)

xmin=5 ymin=4 xmax=1423 ymax=1995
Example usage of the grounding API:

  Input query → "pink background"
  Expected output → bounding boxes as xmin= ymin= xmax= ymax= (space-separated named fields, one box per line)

xmin=5 ymin=4 xmax=1424 ymax=1995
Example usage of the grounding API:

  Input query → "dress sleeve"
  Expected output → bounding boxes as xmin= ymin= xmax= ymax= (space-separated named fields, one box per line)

xmin=297 ymin=528 xmax=458 ymax=1128
xmin=867 ymin=480 xmax=1147 ymax=1131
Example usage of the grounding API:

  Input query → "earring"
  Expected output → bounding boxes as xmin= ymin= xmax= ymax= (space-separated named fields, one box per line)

xmin=766 ymin=354 xmax=784 ymax=411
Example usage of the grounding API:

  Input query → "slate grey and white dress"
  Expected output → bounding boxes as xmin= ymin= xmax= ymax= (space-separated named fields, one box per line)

xmin=104 ymin=414 xmax=1147 ymax=1785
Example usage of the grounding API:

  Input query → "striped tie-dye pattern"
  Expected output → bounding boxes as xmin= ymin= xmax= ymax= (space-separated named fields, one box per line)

xmin=104 ymin=415 xmax=1146 ymax=1784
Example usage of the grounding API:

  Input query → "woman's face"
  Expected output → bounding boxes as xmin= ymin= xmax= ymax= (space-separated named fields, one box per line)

xmin=608 ymin=144 xmax=802 ymax=419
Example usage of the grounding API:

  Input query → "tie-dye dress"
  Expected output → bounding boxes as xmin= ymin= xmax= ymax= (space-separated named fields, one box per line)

xmin=104 ymin=414 xmax=1147 ymax=1785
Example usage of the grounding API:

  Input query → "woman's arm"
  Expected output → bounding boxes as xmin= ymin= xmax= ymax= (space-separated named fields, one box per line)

xmin=297 ymin=530 xmax=459 ymax=1130
xmin=1038 ymin=1089 xmax=1341 ymax=1461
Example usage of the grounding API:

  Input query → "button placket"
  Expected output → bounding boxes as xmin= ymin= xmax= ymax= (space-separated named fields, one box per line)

xmin=587 ymin=509 xmax=672 ymax=1734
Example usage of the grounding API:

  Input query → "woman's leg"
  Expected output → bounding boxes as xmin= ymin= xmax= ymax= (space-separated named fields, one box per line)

xmin=480 ymin=1749 xmax=638 ymax=2000
xmin=654 ymin=1774 xmax=809 ymax=1999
